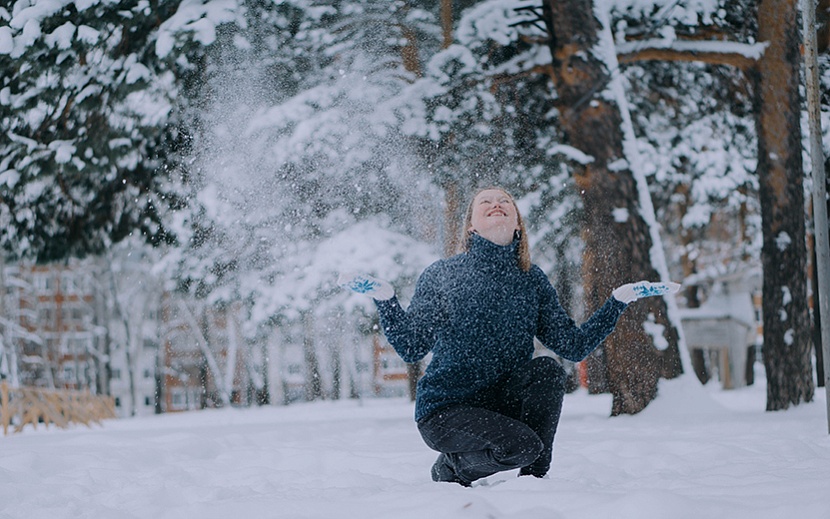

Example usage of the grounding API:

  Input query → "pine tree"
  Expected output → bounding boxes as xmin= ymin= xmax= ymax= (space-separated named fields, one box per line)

xmin=0 ymin=1 xmax=179 ymax=262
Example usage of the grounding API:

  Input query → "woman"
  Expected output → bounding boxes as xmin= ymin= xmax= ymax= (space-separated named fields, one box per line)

xmin=341 ymin=187 xmax=677 ymax=486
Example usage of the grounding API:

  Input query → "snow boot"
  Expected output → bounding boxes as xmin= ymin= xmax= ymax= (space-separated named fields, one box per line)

xmin=431 ymin=453 xmax=471 ymax=487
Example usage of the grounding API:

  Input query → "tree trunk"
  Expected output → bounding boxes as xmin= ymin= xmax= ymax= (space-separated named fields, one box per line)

xmin=0 ymin=260 xmax=19 ymax=387
xmin=440 ymin=0 xmax=453 ymax=49
xmin=543 ymin=0 xmax=681 ymax=415
xmin=330 ymin=331 xmax=342 ymax=401
xmin=301 ymin=311 xmax=324 ymax=401
xmin=398 ymin=3 xmax=429 ymax=401
xmin=755 ymin=0 xmax=814 ymax=409
xmin=674 ymin=184 xmax=711 ymax=384
xmin=105 ymin=267 xmax=138 ymax=416
xmin=225 ymin=307 xmax=240 ymax=404
xmin=180 ymin=300 xmax=231 ymax=406
xmin=94 ymin=272 xmax=112 ymax=399
xmin=812 ymin=227 xmax=825 ymax=387
xmin=259 ymin=339 xmax=270 ymax=404
xmin=406 ymin=362 xmax=419 ymax=402
xmin=818 ymin=0 xmax=830 ymax=52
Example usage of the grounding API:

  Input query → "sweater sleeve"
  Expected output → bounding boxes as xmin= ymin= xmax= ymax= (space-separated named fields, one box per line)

xmin=534 ymin=268 xmax=627 ymax=362
xmin=374 ymin=265 xmax=447 ymax=363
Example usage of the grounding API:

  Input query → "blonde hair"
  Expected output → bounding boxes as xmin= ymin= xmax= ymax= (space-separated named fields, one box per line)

xmin=458 ymin=186 xmax=531 ymax=272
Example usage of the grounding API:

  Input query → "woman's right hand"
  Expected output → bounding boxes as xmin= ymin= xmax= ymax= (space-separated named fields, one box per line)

xmin=337 ymin=272 xmax=395 ymax=300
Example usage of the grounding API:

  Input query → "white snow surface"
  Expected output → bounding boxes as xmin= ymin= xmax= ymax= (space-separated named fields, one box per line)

xmin=2 ymin=374 xmax=829 ymax=519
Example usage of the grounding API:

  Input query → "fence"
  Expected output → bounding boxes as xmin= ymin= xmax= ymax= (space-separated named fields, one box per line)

xmin=0 ymin=382 xmax=116 ymax=436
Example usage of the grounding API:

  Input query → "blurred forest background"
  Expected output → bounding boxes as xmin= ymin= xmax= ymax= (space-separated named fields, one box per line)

xmin=1 ymin=0 xmax=828 ymax=419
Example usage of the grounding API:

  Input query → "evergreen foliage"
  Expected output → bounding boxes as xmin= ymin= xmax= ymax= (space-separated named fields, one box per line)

xmin=0 ymin=1 xmax=179 ymax=262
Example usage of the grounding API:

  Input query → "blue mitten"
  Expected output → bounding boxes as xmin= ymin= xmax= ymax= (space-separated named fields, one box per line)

xmin=612 ymin=281 xmax=681 ymax=304
xmin=338 ymin=272 xmax=395 ymax=301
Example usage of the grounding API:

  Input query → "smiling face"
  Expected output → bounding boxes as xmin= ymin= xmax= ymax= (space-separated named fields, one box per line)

xmin=468 ymin=189 xmax=520 ymax=246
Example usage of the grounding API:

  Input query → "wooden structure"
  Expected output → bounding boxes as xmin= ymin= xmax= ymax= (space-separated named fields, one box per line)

xmin=679 ymin=274 xmax=760 ymax=389
xmin=0 ymin=382 xmax=116 ymax=435
xmin=372 ymin=335 xmax=409 ymax=397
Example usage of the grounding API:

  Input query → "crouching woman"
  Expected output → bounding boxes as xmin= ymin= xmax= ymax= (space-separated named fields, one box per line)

xmin=341 ymin=187 xmax=677 ymax=486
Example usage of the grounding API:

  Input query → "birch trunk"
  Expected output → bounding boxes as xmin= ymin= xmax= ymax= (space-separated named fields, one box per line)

xmin=180 ymin=300 xmax=231 ymax=406
xmin=224 ymin=307 xmax=239 ymax=404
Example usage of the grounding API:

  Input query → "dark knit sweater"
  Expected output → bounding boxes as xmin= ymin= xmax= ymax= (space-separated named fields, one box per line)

xmin=375 ymin=234 xmax=627 ymax=422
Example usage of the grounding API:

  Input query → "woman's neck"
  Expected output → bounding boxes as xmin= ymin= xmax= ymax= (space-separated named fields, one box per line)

xmin=468 ymin=233 xmax=518 ymax=263
xmin=474 ymin=228 xmax=515 ymax=246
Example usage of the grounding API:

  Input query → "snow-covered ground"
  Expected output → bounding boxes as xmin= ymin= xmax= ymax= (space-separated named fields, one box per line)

xmin=2 ymin=372 xmax=829 ymax=519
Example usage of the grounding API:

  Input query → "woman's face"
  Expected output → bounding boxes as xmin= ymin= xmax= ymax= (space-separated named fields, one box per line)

xmin=468 ymin=189 xmax=520 ymax=246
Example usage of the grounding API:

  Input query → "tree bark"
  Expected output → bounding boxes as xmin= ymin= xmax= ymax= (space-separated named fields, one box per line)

xmin=399 ymin=1 xmax=429 ymax=401
xmin=543 ymin=0 xmax=681 ymax=415
xmin=755 ymin=0 xmax=814 ymax=410
xmin=440 ymin=0 xmax=453 ymax=49
xmin=818 ymin=0 xmax=830 ymax=52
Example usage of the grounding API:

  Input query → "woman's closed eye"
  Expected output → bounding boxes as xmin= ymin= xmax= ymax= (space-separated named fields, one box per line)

xmin=479 ymin=198 xmax=511 ymax=205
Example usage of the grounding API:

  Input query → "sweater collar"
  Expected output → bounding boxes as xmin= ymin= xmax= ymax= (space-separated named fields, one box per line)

xmin=468 ymin=233 xmax=519 ymax=268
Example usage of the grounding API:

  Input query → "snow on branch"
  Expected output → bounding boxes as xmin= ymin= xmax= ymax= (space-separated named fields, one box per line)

xmin=617 ymin=39 xmax=768 ymax=69
xmin=155 ymin=0 xmax=241 ymax=58
xmin=547 ymin=144 xmax=595 ymax=165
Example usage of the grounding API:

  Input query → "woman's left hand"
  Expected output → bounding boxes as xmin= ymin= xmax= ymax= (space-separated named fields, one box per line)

xmin=612 ymin=281 xmax=681 ymax=304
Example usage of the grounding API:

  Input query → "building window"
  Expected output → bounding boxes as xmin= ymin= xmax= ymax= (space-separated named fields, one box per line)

xmin=145 ymin=396 xmax=152 ymax=406
xmin=170 ymin=389 xmax=187 ymax=410
xmin=111 ymin=369 xmax=121 ymax=380
xmin=61 ymin=306 xmax=86 ymax=323
xmin=144 ymin=369 xmax=153 ymax=379
xmin=60 ymin=273 xmax=76 ymax=294
xmin=34 ymin=274 xmax=54 ymax=293
xmin=114 ymin=397 xmax=121 ymax=407
xmin=66 ymin=338 xmax=88 ymax=355
xmin=45 ymin=337 xmax=58 ymax=353
xmin=39 ymin=306 xmax=55 ymax=323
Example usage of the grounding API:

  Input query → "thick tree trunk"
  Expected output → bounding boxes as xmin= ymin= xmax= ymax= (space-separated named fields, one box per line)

xmin=755 ymin=0 xmax=814 ymax=410
xmin=543 ymin=0 xmax=680 ymax=415
xmin=399 ymin=2 xmax=429 ymax=401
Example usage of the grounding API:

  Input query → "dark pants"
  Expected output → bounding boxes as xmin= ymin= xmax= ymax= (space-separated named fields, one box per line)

xmin=417 ymin=356 xmax=567 ymax=484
